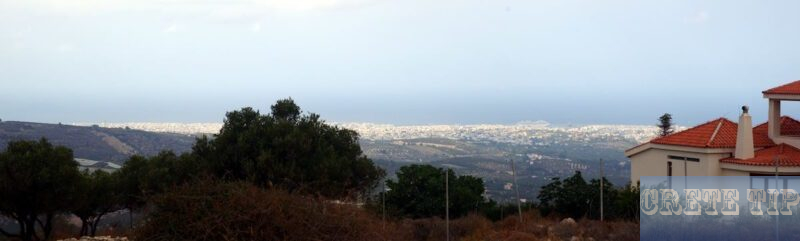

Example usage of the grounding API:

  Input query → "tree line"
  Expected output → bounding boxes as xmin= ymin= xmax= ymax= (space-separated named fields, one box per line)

xmin=538 ymin=171 xmax=640 ymax=221
xmin=0 ymin=99 xmax=639 ymax=241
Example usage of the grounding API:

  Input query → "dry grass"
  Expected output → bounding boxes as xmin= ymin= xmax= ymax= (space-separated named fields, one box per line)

xmin=131 ymin=181 xmax=638 ymax=241
xmin=132 ymin=180 xmax=412 ymax=241
xmin=392 ymin=211 xmax=637 ymax=241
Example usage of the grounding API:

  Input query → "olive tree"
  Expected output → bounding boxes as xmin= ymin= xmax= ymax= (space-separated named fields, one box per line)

xmin=196 ymin=98 xmax=385 ymax=199
xmin=0 ymin=139 xmax=83 ymax=241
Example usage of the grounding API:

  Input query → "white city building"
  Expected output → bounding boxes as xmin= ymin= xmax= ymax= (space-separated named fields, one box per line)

xmin=626 ymin=80 xmax=800 ymax=184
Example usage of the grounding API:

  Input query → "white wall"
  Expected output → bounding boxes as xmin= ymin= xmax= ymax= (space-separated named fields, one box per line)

xmin=629 ymin=147 xmax=732 ymax=184
xmin=720 ymin=169 xmax=749 ymax=176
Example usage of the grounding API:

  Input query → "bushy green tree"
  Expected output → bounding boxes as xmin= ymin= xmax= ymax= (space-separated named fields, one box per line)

xmin=72 ymin=170 xmax=121 ymax=237
xmin=613 ymin=184 xmax=640 ymax=221
xmin=538 ymin=171 xmax=639 ymax=221
xmin=196 ymin=99 xmax=385 ymax=198
xmin=586 ymin=177 xmax=616 ymax=219
xmin=115 ymin=155 xmax=150 ymax=211
xmin=384 ymin=164 xmax=487 ymax=219
xmin=113 ymin=150 xmax=205 ymax=232
xmin=539 ymin=171 xmax=591 ymax=218
xmin=116 ymin=151 xmax=201 ymax=209
xmin=0 ymin=139 xmax=83 ymax=241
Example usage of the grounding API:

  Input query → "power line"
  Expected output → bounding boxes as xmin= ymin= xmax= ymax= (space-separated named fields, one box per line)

xmin=382 ymin=179 xmax=386 ymax=230
xmin=600 ymin=158 xmax=604 ymax=222
xmin=511 ymin=159 xmax=523 ymax=224
xmin=445 ymin=168 xmax=450 ymax=241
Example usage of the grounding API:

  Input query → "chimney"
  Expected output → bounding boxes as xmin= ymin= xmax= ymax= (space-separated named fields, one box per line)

xmin=735 ymin=106 xmax=755 ymax=159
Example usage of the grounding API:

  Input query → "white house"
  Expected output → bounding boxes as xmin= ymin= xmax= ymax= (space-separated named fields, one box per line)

xmin=626 ymin=80 xmax=800 ymax=184
xmin=75 ymin=158 xmax=122 ymax=173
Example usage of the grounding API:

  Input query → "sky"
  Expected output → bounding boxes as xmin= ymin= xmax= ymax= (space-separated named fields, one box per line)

xmin=2 ymin=0 xmax=800 ymax=125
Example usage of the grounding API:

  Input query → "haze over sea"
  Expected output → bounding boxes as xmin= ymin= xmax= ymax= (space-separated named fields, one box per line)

xmin=5 ymin=1 xmax=800 ymax=126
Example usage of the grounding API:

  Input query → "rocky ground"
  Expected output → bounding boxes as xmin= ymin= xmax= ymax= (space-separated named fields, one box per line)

xmin=57 ymin=236 xmax=127 ymax=241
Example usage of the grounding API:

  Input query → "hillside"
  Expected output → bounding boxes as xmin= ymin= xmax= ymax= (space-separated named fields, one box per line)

xmin=364 ymin=137 xmax=633 ymax=202
xmin=0 ymin=121 xmax=196 ymax=163
xmin=0 ymin=120 xmax=635 ymax=201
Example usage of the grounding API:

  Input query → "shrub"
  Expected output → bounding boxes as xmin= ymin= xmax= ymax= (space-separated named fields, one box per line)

xmin=133 ymin=180 xmax=410 ymax=241
xmin=196 ymin=99 xmax=385 ymax=199
xmin=384 ymin=165 xmax=487 ymax=219
xmin=405 ymin=214 xmax=492 ymax=241
xmin=495 ymin=210 xmax=550 ymax=237
xmin=0 ymin=139 xmax=83 ymax=241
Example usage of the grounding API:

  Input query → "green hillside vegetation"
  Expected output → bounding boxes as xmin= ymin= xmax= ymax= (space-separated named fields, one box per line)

xmin=0 ymin=122 xmax=195 ymax=163
xmin=0 ymin=99 xmax=639 ymax=241
xmin=362 ymin=137 xmax=633 ymax=202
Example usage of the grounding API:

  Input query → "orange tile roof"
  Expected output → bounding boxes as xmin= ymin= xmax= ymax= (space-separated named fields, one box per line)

xmin=753 ymin=116 xmax=800 ymax=140
xmin=781 ymin=116 xmax=800 ymax=136
xmin=763 ymin=80 xmax=800 ymax=95
xmin=721 ymin=144 xmax=800 ymax=166
xmin=645 ymin=116 xmax=796 ymax=149
xmin=633 ymin=116 xmax=800 ymax=152
xmin=650 ymin=118 xmax=739 ymax=148
xmin=751 ymin=122 xmax=776 ymax=148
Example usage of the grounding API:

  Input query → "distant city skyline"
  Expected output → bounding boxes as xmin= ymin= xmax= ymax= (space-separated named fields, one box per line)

xmin=77 ymin=121 xmax=666 ymax=146
xmin=3 ymin=1 xmax=800 ymax=125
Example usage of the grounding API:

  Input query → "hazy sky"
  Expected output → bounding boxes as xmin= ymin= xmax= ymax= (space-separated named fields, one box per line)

xmin=2 ymin=0 xmax=800 ymax=125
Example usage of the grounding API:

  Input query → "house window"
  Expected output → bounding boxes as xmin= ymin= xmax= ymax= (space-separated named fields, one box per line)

xmin=668 ymin=155 xmax=700 ymax=162
xmin=668 ymin=161 xmax=672 ymax=176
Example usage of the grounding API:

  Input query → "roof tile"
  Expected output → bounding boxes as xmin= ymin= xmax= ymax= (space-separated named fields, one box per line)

xmin=721 ymin=144 xmax=800 ymax=166
xmin=644 ymin=117 xmax=800 ymax=149
xmin=650 ymin=118 xmax=739 ymax=148
xmin=763 ymin=80 xmax=800 ymax=95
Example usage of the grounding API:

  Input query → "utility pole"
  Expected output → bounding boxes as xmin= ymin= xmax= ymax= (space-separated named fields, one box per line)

xmin=684 ymin=156 xmax=689 ymax=203
xmin=511 ymin=159 xmax=523 ymax=223
xmin=382 ymin=179 xmax=386 ymax=230
xmin=775 ymin=155 xmax=779 ymax=241
xmin=600 ymin=159 xmax=604 ymax=222
xmin=684 ymin=157 xmax=688 ymax=177
xmin=129 ymin=208 xmax=133 ymax=230
xmin=445 ymin=168 xmax=450 ymax=241
xmin=684 ymin=155 xmax=688 ymax=241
